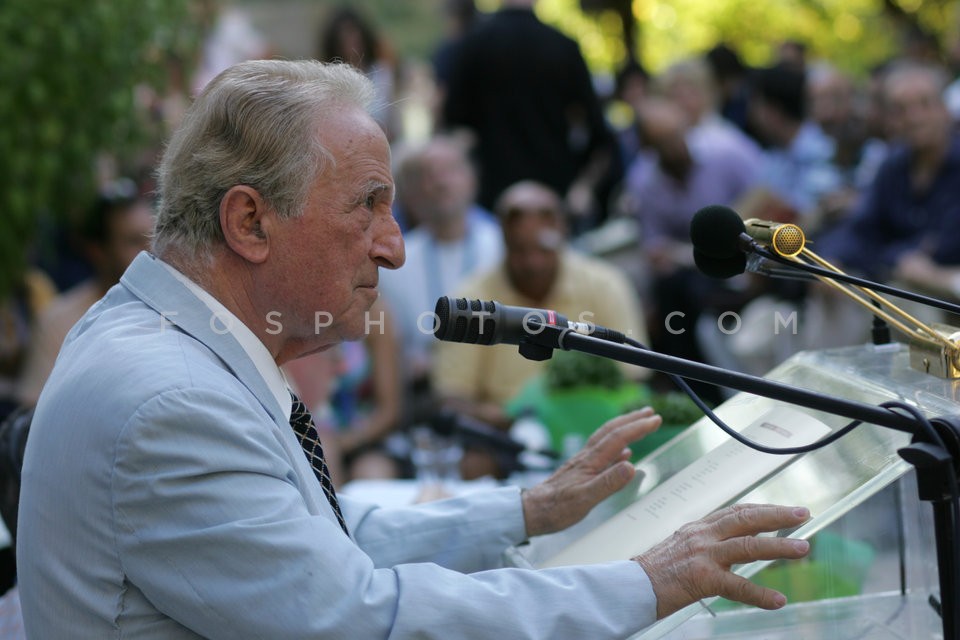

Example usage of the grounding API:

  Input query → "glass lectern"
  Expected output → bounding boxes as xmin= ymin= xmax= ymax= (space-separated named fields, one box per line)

xmin=506 ymin=342 xmax=954 ymax=639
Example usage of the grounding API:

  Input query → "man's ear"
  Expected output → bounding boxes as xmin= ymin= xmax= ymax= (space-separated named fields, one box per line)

xmin=220 ymin=185 xmax=271 ymax=263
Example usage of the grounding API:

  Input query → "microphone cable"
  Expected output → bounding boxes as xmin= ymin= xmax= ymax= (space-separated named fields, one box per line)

xmin=622 ymin=335 xmax=937 ymax=457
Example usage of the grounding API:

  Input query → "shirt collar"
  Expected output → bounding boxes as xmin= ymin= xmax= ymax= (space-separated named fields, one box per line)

xmin=158 ymin=259 xmax=292 ymax=422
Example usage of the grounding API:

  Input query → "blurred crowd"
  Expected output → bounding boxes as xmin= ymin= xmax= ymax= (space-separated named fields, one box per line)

xmin=4 ymin=3 xmax=960 ymax=610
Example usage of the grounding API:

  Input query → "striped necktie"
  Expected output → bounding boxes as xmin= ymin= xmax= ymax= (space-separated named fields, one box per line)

xmin=289 ymin=392 xmax=349 ymax=535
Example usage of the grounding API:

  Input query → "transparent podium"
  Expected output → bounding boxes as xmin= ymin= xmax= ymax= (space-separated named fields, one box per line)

xmin=505 ymin=342 xmax=955 ymax=638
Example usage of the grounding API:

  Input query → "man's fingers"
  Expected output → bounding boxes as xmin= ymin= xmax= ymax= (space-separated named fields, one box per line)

xmin=578 ymin=460 xmax=637 ymax=503
xmin=713 ymin=535 xmax=810 ymax=567
xmin=713 ymin=573 xmax=788 ymax=610
xmin=582 ymin=412 xmax=661 ymax=465
xmin=637 ymin=503 xmax=813 ymax=618
xmin=703 ymin=504 xmax=810 ymax=537
xmin=584 ymin=407 xmax=656 ymax=447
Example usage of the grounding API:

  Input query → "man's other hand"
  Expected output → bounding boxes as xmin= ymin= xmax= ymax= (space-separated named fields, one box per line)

xmin=521 ymin=408 xmax=661 ymax=537
xmin=635 ymin=503 xmax=811 ymax=618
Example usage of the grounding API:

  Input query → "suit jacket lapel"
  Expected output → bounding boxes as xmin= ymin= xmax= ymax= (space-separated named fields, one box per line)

xmin=120 ymin=252 xmax=286 ymax=427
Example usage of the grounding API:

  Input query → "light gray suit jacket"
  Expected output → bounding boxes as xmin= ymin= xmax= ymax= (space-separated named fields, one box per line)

xmin=17 ymin=252 xmax=655 ymax=639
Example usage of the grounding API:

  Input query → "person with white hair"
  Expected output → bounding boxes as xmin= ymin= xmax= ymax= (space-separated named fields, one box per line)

xmin=17 ymin=59 xmax=811 ymax=639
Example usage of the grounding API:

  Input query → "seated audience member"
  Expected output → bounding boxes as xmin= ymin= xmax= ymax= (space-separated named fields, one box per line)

xmin=659 ymin=57 xmax=762 ymax=165
xmin=807 ymin=64 xmax=866 ymax=175
xmin=850 ymin=62 xmax=896 ymax=193
xmin=775 ymin=39 xmax=807 ymax=73
xmin=379 ymin=134 xmax=503 ymax=420
xmin=806 ymin=63 xmax=873 ymax=224
xmin=624 ymin=98 xmax=760 ymax=401
xmin=626 ymin=98 xmax=760 ymax=275
xmin=17 ymin=59 xmax=811 ymax=639
xmin=432 ymin=180 xmax=648 ymax=476
xmin=16 ymin=179 xmax=154 ymax=406
xmin=744 ymin=64 xmax=845 ymax=227
xmin=816 ymin=61 xmax=960 ymax=290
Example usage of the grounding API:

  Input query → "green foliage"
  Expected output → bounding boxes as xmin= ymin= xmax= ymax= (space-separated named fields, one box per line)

xmin=0 ymin=0 xmax=195 ymax=298
xmin=545 ymin=349 xmax=625 ymax=390
xmin=647 ymin=390 xmax=704 ymax=426
xmin=528 ymin=0 xmax=959 ymax=78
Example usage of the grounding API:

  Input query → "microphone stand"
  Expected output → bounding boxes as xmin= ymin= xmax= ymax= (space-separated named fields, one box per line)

xmin=518 ymin=323 xmax=960 ymax=640
xmin=751 ymin=245 xmax=960 ymax=317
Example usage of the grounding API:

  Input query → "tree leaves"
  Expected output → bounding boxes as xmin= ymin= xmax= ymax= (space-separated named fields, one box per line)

xmin=0 ymin=0 xmax=194 ymax=298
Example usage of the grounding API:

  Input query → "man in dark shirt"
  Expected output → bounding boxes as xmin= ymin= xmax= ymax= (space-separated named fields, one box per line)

xmin=441 ymin=0 xmax=617 ymax=227
xmin=816 ymin=61 xmax=960 ymax=281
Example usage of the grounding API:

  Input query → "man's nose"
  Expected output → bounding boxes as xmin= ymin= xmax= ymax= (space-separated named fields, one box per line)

xmin=372 ymin=212 xmax=405 ymax=270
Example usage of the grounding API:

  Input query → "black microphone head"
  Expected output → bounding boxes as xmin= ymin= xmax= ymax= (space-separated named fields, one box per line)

xmin=690 ymin=205 xmax=746 ymax=259
xmin=434 ymin=296 xmax=499 ymax=345
xmin=694 ymin=249 xmax=747 ymax=279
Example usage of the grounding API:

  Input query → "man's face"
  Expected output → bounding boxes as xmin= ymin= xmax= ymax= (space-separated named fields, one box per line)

xmin=665 ymin=77 xmax=707 ymax=123
xmin=269 ymin=108 xmax=404 ymax=354
xmin=808 ymin=72 xmax=853 ymax=137
xmin=98 ymin=200 xmax=154 ymax=284
xmin=885 ymin=72 xmax=951 ymax=151
xmin=646 ymin=114 xmax=692 ymax=181
xmin=415 ymin=141 xmax=475 ymax=227
xmin=501 ymin=187 xmax=564 ymax=302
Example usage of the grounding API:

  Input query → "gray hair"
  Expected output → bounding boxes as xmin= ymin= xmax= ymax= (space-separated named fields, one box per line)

xmin=882 ymin=60 xmax=950 ymax=97
xmin=153 ymin=59 xmax=376 ymax=256
xmin=658 ymin=57 xmax=718 ymax=109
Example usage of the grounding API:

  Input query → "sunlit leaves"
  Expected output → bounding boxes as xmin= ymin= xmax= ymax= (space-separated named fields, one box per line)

xmin=528 ymin=0 xmax=956 ymax=77
xmin=0 ymin=0 xmax=194 ymax=298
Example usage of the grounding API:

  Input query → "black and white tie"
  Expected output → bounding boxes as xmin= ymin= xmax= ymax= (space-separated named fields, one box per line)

xmin=289 ymin=392 xmax=349 ymax=535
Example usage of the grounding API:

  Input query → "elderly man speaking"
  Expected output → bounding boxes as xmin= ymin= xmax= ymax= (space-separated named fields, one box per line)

xmin=17 ymin=60 xmax=810 ymax=639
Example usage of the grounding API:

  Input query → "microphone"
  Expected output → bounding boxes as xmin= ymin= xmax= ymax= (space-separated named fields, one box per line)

xmin=689 ymin=204 xmax=749 ymax=259
xmin=430 ymin=410 xmax=525 ymax=455
xmin=693 ymin=250 xmax=747 ymax=279
xmin=689 ymin=203 xmax=960 ymax=378
xmin=430 ymin=410 xmax=558 ymax=458
xmin=743 ymin=218 xmax=806 ymax=258
xmin=690 ymin=204 xmax=805 ymax=259
xmin=429 ymin=410 xmax=559 ymax=473
xmin=433 ymin=297 xmax=626 ymax=348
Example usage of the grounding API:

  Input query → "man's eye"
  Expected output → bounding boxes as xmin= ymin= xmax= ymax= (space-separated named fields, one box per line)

xmin=364 ymin=194 xmax=378 ymax=209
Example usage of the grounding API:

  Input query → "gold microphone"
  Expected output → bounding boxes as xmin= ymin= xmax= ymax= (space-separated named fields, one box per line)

xmin=744 ymin=219 xmax=806 ymax=258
